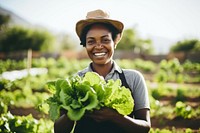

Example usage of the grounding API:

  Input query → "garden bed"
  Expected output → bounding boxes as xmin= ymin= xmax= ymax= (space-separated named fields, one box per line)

xmin=151 ymin=117 xmax=200 ymax=130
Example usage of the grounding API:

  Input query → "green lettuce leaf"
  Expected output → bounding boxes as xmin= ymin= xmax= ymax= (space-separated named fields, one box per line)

xmin=105 ymin=86 xmax=134 ymax=115
xmin=61 ymin=105 xmax=85 ymax=121
xmin=46 ymin=97 xmax=61 ymax=121
xmin=46 ymin=72 xmax=134 ymax=121
xmin=46 ymin=81 xmax=56 ymax=94
xmin=83 ymin=72 xmax=105 ymax=86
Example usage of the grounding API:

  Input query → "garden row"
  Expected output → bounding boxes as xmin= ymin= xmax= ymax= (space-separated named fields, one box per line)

xmin=1 ymin=57 xmax=200 ymax=83
xmin=0 ymin=58 xmax=199 ymax=132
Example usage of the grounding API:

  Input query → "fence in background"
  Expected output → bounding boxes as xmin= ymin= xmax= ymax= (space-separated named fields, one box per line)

xmin=0 ymin=50 xmax=199 ymax=63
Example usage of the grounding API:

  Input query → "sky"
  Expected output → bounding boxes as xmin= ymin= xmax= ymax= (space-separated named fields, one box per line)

xmin=0 ymin=0 xmax=200 ymax=53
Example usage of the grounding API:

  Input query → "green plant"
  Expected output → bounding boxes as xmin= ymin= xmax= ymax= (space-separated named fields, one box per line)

xmin=150 ymin=128 xmax=172 ymax=133
xmin=175 ymin=101 xmax=193 ymax=119
xmin=183 ymin=60 xmax=200 ymax=73
xmin=151 ymin=88 xmax=163 ymax=99
xmin=150 ymin=84 xmax=174 ymax=100
xmin=0 ymin=112 xmax=53 ymax=133
xmin=154 ymin=70 xmax=168 ymax=83
xmin=0 ymin=112 xmax=38 ymax=133
xmin=0 ymin=100 xmax=8 ymax=114
xmin=176 ymin=88 xmax=186 ymax=101
xmin=155 ymin=59 xmax=186 ymax=83
xmin=150 ymin=127 xmax=195 ymax=133
xmin=0 ymin=26 xmax=55 ymax=52
xmin=170 ymin=39 xmax=200 ymax=53
xmin=116 ymin=59 xmax=156 ymax=73
xmin=46 ymin=72 xmax=134 ymax=121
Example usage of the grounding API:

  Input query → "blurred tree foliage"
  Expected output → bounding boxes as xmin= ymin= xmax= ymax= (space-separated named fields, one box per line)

xmin=0 ymin=13 xmax=78 ymax=53
xmin=55 ymin=33 xmax=78 ymax=51
xmin=0 ymin=26 xmax=55 ymax=52
xmin=0 ymin=14 xmax=10 ymax=26
xmin=0 ymin=13 xmax=56 ymax=52
xmin=117 ymin=28 xmax=154 ymax=54
xmin=170 ymin=39 xmax=200 ymax=53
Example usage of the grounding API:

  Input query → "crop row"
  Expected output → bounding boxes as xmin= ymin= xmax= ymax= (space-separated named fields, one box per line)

xmin=1 ymin=57 xmax=200 ymax=83
xmin=0 ymin=58 xmax=199 ymax=132
xmin=1 ymin=73 xmax=199 ymax=118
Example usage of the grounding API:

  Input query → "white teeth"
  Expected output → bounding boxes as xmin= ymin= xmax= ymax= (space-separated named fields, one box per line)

xmin=94 ymin=53 xmax=106 ymax=56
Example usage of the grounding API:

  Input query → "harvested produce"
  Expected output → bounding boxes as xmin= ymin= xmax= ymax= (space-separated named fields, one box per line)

xmin=46 ymin=72 xmax=134 ymax=121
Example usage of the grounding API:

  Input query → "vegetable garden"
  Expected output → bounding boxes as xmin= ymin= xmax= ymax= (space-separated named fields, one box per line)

xmin=0 ymin=57 xmax=199 ymax=133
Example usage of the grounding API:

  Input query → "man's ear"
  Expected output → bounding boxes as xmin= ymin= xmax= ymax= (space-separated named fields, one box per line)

xmin=114 ymin=33 xmax=122 ymax=48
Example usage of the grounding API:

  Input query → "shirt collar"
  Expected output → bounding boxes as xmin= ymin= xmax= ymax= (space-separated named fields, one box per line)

xmin=79 ymin=60 xmax=122 ymax=76
xmin=110 ymin=60 xmax=122 ymax=74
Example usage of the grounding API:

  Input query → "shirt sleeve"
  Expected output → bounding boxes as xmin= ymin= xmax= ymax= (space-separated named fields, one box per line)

xmin=124 ymin=70 xmax=150 ymax=111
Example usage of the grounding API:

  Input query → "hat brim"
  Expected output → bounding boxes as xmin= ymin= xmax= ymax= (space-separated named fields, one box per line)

xmin=76 ymin=18 xmax=124 ymax=38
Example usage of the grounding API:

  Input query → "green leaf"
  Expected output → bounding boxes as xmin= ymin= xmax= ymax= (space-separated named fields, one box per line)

xmin=79 ymin=90 xmax=90 ymax=102
xmin=46 ymin=72 xmax=134 ymax=121
xmin=68 ymin=108 xmax=85 ymax=121
xmin=83 ymin=72 xmax=105 ymax=86
xmin=93 ymin=84 xmax=105 ymax=102
xmin=46 ymin=81 xmax=56 ymax=94
xmin=59 ymin=88 xmax=73 ymax=106
xmin=57 ymin=79 xmax=73 ymax=105
xmin=104 ymin=80 xmax=134 ymax=115
xmin=60 ymin=79 xmax=72 ymax=94
xmin=61 ymin=105 xmax=85 ymax=121
xmin=110 ymin=87 xmax=134 ymax=115
xmin=75 ymin=83 xmax=94 ymax=96
xmin=48 ymin=102 xmax=60 ymax=121
xmin=83 ymin=91 xmax=98 ymax=110
xmin=70 ymin=100 xmax=82 ymax=109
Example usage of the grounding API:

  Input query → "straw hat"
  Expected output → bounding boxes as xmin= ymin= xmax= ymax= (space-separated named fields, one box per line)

xmin=75 ymin=9 xmax=124 ymax=39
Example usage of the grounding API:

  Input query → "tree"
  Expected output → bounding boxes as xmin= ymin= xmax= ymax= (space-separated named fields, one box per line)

xmin=0 ymin=26 xmax=55 ymax=52
xmin=117 ymin=28 xmax=137 ymax=50
xmin=0 ymin=14 xmax=10 ymax=45
xmin=55 ymin=33 xmax=78 ymax=51
xmin=0 ymin=14 xmax=10 ymax=26
xmin=117 ymin=28 xmax=154 ymax=54
xmin=170 ymin=39 xmax=200 ymax=53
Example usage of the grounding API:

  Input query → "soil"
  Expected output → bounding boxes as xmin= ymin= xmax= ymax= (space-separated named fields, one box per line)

xmin=151 ymin=95 xmax=200 ymax=132
xmin=8 ymin=80 xmax=200 ymax=132
xmin=151 ymin=117 xmax=200 ymax=130
xmin=9 ymin=107 xmax=48 ymax=120
xmin=9 ymin=106 xmax=200 ymax=131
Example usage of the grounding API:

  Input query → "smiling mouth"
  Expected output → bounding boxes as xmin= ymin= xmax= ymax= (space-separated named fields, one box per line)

xmin=93 ymin=52 xmax=107 ymax=57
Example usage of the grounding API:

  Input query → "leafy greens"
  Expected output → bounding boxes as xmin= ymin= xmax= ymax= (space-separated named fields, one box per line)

xmin=46 ymin=72 xmax=134 ymax=121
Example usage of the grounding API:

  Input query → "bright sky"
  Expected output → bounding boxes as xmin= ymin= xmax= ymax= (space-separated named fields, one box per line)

xmin=0 ymin=0 xmax=200 ymax=53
